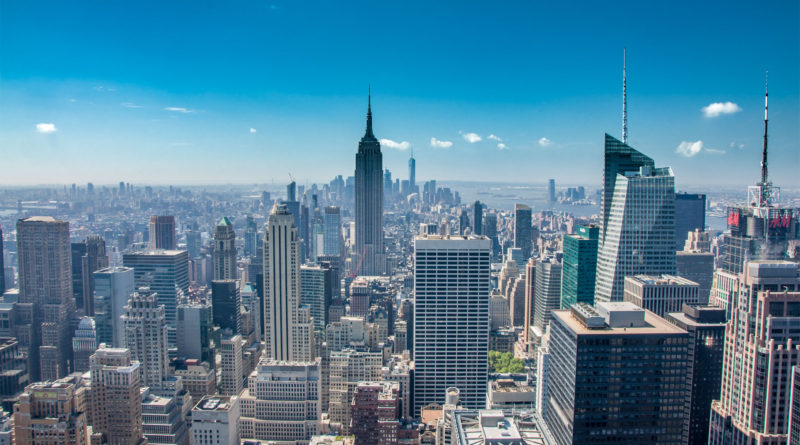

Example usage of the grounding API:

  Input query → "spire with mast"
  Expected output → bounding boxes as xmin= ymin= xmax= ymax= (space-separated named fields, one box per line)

xmin=760 ymin=70 xmax=769 ymax=188
xmin=622 ymin=47 xmax=628 ymax=144
xmin=365 ymin=85 xmax=374 ymax=139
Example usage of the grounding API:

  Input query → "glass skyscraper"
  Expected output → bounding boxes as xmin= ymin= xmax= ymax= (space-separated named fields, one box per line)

xmin=561 ymin=224 xmax=599 ymax=308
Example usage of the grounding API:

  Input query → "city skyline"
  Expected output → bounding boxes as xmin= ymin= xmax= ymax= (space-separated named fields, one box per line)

xmin=0 ymin=1 xmax=798 ymax=187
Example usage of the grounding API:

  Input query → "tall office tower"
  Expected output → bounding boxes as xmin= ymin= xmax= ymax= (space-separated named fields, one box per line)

xmin=709 ymin=262 xmax=800 ymax=443
xmin=122 ymin=288 xmax=169 ymax=388
xmin=140 ymin=389 xmax=191 ymax=445
xmin=244 ymin=216 xmax=257 ymax=257
xmin=300 ymin=200 xmax=310 ymax=263
xmin=349 ymin=279 xmax=370 ymax=317
xmin=522 ymin=259 xmax=536 ymax=346
xmin=0 ymin=226 xmax=4 ymax=293
xmin=71 ymin=317 xmax=97 ymax=373
xmin=176 ymin=302 xmax=213 ymax=363
xmin=600 ymin=134 xmax=655 ymax=240
xmin=473 ymin=201 xmax=483 ymax=236
xmin=665 ymin=305 xmax=726 ymax=445
xmin=89 ymin=347 xmax=145 ymax=445
xmin=384 ymin=169 xmax=393 ymax=199
xmin=122 ymin=249 xmax=189 ymax=337
xmin=790 ymin=367 xmax=800 ymax=445
xmin=71 ymin=236 xmax=108 ymax=315
xmin=623 ymin=274 xmax=699 ymax=317
xmin=350 ymin=381 xmax=400 ymax=445
xmin=175 ymin=363 xmax=216 ymax=405
xmin=533 ymin=257 xmax=562 ymax=334
xmin=540 ymin=302 xmax=689 ymax=445
xmin=456 ymin=209 xmax=469 ymax=236
xmin=719 ymin=79 xmax=799 ymax=274
xmin=507 ymin=276 xmax=526 ymax=327
xmin=0 ymin=338 xmax=29 ymax=400
xmin=301 ymin=264 xmax=327 ymax=332
xmin=328 ymin=349 xmax=383 ymax=434
xmin=483 ymin=213 xmax=500 ymax=259
xmin=149 ymin=215 xmax=177 ymax=250
xmin=263 ymin=202 xmax=313 ymax=361
xmin=239 ymin=360 xmax=321 ymax=442
xmin=93 ymin=266 xmax=134 ymax=348
xmin=16 ymin=216 xmax=74 ymax=382
xmin=513 ymin=204 xmax=533 ymax=261
xmin=595 ymin=165 xmax=676 ymax=302
xmin=185 ymin=230 xmax=201 ymax=258
xmin=489 ymin=291 xmax=510 ymax=330
xmin=413 ymin=235 xmax=491 ymax=414
xmin=548 ymin=179 xmax=556 ymax=204
xmin=677 ymin=250 xmax=714 ymax=305
xmin=211 ymin=280 xmax=241 ymax=334
xmin=191 ymin=396 xmax=241 ymax=445
xmin=354 ymin=93 xmax=386 ymax=276
xmin=323 ymin=206 xmax=343 ymax=256
xmin=14 ymin=379 xmax=89 ymax=445
xmin=561 ymin=224 xmax=600 ymax=308
xmin=219 ymin=334 xmax=243 ymax=396
xmin=674 ymin=192 xmax=706 ymax=250
xmin=408 ymin=153 xmax=416 ymax=192
xmin=214 ymin=217 xmax=237 ymax=281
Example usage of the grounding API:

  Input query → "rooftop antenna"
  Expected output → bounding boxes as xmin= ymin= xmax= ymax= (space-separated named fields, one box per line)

xmin=760 ymin=70 xmax=769 ymax=191
xmin=749 ymin=70 xmax=777 ymax=211
xmin=622 ymin=47 xmax=628 ymax=144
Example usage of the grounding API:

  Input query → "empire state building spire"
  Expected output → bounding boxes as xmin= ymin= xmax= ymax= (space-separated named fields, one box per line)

xmin=364 ymin=87 xmax=375 ymax=140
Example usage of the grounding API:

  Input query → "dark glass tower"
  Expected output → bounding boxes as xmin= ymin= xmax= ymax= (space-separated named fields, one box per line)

xmin=601 ymin=134 xmax=654 ymax=239
xmin=561 ymin=224 xmax=600 ymax=307
xmin=354 ymin=93 xmax=385 ymax=275
xmin=473 ymin=201 xmax=483 ymax=236
xmin=675 ymin=193 xmax=706 ymax=250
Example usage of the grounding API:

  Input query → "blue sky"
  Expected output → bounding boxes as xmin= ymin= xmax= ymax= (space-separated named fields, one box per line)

xmin=1 ymin=1 xmax=798 ymax=188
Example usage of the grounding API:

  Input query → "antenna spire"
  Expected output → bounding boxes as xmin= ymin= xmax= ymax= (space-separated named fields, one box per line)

xmin=365 ymin=85 xmax=374 ymax=139
xmin=761 ymin=70 xmax=769 ymax=187
xmin=622 ymin=47 xmax=628 ymax=144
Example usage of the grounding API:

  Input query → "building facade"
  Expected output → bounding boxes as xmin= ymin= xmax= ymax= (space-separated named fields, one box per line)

xmin=354 ymin=95 xmax=386 ymax=276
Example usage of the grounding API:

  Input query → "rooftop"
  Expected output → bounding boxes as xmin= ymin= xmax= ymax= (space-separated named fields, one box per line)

xmin=627 ymin=274 xmax=699 ymax=286
xmin=194 ymin=396 xmax=235 ymax=411
xmin=454 ymin=409 xmax=546 ymax=445
xmin=559 ymin=303 xmax=686 ymax=336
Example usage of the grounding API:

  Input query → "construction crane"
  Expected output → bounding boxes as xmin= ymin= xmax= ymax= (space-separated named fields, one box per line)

xmin=349 ymin=246 xmax=367 ymax=279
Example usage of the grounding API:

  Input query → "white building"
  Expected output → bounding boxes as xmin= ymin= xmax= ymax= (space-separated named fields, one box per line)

xmin=191 ymin=396 xmax=240 ymax=445
xmin=123 ymin=287 xmax=170 ymax=389
xmin=623 ymin=274 xmax=699 ymax=317
xmin=413 ymin=235 xmax=491 ymax=414
xmin=219 ymin=334 xmax=243 ymax=396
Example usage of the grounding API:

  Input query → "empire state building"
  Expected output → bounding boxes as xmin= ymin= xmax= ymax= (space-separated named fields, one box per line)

xmin=354 ymin=93 xmax=385 ymax=276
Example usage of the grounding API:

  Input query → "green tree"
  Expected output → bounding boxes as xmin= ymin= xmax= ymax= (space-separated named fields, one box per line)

xmin=488 ymin=350 xmax=524 ymax=373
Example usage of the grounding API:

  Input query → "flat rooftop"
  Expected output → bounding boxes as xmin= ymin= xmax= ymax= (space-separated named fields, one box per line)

xmin=194 ymin=396 xmax=234 ymax=411
xmin=555 ymin=307 xmax=687 ymax=336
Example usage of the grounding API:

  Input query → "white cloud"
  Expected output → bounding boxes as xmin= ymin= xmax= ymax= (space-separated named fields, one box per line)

xmin=380 ymin=139 xmax=410 ymax=150
xmin=488 ymin=134 xmax=502 ymax=141
xmin=705 ymin=147 xmax=726 ymax=154
xmin=250 ymin=128 xmax=257 ymax=134
xmin=676 ymin=140 xmax=704 ymax=157
xmin=36 ymin=123 xmax=57 ymax=134
xmin=430 ymin=137 xmax=453 ymax=148
xmin=538 ymin=137 xmax=552 ymax=147
xmin=121 ymin=102 xmax=144 ymax=108
xmin=461 ymin=132 xmax=481 ymax=143
xmin=164 ymin=107 xmax=194 ymax=113
xmin=497 ymin=143 xmax=507 ymax=150
xmin=702 ymin=102 xmax=741 ymax=118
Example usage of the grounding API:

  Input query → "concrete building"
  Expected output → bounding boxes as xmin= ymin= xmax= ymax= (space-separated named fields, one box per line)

xmin=489 ymin=291 xmax=510 ymax=330
xmin=122 ymin=287 xmax=170 ymax=389
xmin=665 ymin=305 xmax=726 ymax=445
xmin=413 ymin=235 xmax=491 ymax=414
xmin=71 ymin=317 xmax=98 ymax=373
xmin=191 ymin=396 xmax=240 ymax=445
xmin=16 ymin=216 xmax=75 ymax=382
xmin=790 ymin=366 xmax=800 ymax=445
xmin=149 ymin=215 xmax=177 ymax=251
xmin=0 ymin=338 xmax=28 ymax=403
xmin=453 ymin=410 xmax=548 ymax=445
xmin=349 ymin=279 xmax=370 ymax=318
xmin=219 ymin=334 xmax=243 ymax=396
xmin=595 ymin=165 xmax=677 ymax=302
xmin=213 ymin=217 xmax=237 ymax=281
xmin=540 ymin=302 xmax=689 ymax=444
xmin=239 ymin=360 xmax=321 ymax=443
xmin=93 ymin=266 xmax=134 ymax=348
xmin=175 ymin=362 xmax=215 ymax=405
xmin=533 ymin=257 xmax=562 ymax=334
xmin=89 ymin=346 xmax=144 ymax=445
xmin=623 ymin=274 xmax=699 ymax=317
xmin=328 ymin=348 xmax=383 ymax=433
xmin=350 ymin=381 xmax=400 ymax=445
xmin=709 ymin=261 xmax=800 ymax=443
xmin=140 ymin=388 xmax=190 ymax=445
xmin=486 ymin=378 xmax=536 ymax=411
xmin=14 ymin=378 xmax=89 ymax=445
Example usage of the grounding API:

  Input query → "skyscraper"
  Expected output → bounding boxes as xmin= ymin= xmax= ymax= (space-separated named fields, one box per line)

xmin=89 ymin=346 xmax=145 ymax=445
xmin=122 ymin=287 xmax=169 ymax=388
xmin=219 ymin=334 xmax=243 ymax=396
xmin=0 ymin=226 xmax=4 ymax=293
xmin=408 ymin=152 xmax=416 ymax=193
xmin=350 ymin=381 xmax=400 ymax=445
xmin=561 ymin=224 xmax=599 ymax=308
xmin=413 ymin=235 xmax=490 ymax=414
xmin=300 ymin=264 xmax=329 ymax=332
xmin=674 ymin=192 xmax=706 ymax=250
xmin=71 ymin=236 xmax=108 ymax=315
xmin=540 ymin=302 xmax=689 ymax=445
xmin=323 ymin=206 xmax=343 ymax=257
xmin=214 ymin=217 xmax=237 ymax=281
xmin=149 ymin=215 xmax=177 ymax=250
xmin=93 ymin=266 xmax=135 ymax=348
xmin=533 ymin=257 xmax=562 ymax=334
xmin=71 ymin=317 xmax=97 ymax=373
xmin=354 ymin=93 xmax=385 ymax=276
xmin=472 ymin=201 xmax=483 ymax=236
xmin=483 ymin=213 xmax=500 ymax=259
xmin=623 ymin=274 xmax=699 ymax=317
xmin=595 ymin=164 xmax=676 ymax=302
xmin=600 ymin=134 xmax=654 ymax=240
xmin=263 ymin=202 xmax=313 ymax=361
xmin=14 ymin=378 xmax=89 ymax=445
xmin=211 ymin=279 xmax=242 ymax=335
xmin=244 ymin=216 xmax=257 ymax=257
xmin=709 ymin=261 xmax=800 ymax=443
xmin=548 ymin=179 xmax=556 ymax=204
xmin=16 ymin=216 xmax=74 ymax=382
xmin=513 ymin=204 xmax=532 ymax=261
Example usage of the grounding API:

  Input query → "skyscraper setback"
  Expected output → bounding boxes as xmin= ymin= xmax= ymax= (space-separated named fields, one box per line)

xmin=354 ymin=93 xmax=386 ymax=276
xmin=213 ymin=217 xmax=237 ymax=281
xmin=149 ymin=215 xmax=177 ymax=250
xmin=16 ymin=216 xmax=74 ymax=382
